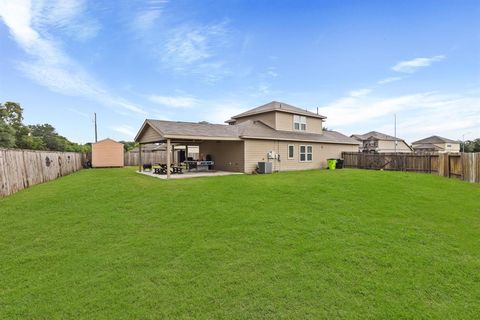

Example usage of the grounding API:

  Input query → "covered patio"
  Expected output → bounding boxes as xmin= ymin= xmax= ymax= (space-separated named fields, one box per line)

xmin=134 ymin=120 xmax=245 ymax=179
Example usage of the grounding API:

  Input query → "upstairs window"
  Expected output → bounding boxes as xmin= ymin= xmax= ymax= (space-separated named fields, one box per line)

xmin=293 ymin=115 xmax=307 ymax=131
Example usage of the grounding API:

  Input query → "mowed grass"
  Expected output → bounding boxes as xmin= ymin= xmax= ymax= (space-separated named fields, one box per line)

xmin=1 ymin=168 xmax=479 ymax=319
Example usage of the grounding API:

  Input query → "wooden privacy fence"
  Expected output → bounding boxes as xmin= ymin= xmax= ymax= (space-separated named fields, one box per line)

xmin=124 ymin=151 xmax=167 ymax=166
xmin=0 ymin=149 xmax=85 ymax=198
xmin=124 ymin=150 xmax=200 ymax=166
xmin=342 ymin=152 xmax=480 ymax=183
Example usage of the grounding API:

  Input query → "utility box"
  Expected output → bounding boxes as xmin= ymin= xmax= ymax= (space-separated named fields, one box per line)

xmin=258 ymin=162 xmax=273 ymax=174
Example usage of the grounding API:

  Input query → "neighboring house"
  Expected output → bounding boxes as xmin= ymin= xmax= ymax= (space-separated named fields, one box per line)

xmin=411 ymin=135 xmax=460 ymax=153
xmin=350 ymin=131 xmax=412 ymax=153
xmin=134 ymin=101 xmax=359 ymax=174
xmin=92 ymin=138 xmax=124 ymax=167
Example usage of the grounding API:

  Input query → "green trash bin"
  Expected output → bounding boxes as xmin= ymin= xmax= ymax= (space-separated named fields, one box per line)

xmin=327 ymin=158 xmax=337 ymax=170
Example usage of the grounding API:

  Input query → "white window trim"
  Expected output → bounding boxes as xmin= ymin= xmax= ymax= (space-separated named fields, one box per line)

xmin=299 ymin=145 xmax=313 ymax=162
xmin=287 ymin=144 xmax=295 ymax=159
xmin=293 ymin=115 xmax=307 ymax=131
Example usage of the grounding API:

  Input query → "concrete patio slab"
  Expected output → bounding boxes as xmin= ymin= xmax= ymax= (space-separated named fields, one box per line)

xmin=137 ymin=170 xmax=243 ymax=180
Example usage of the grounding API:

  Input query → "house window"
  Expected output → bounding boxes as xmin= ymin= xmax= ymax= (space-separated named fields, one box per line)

xmin=288 ymin=145 xmax=295 ymax=159
xmin=293 ymin=115 xmax=307 ymax=131
xmin=299 ymin=145 xmax=313 ymax=162
xmin=447 ymin=144 xmax=452 ymax=148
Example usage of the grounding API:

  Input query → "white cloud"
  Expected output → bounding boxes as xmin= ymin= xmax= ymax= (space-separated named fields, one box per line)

xmin=67 ymin=107 xmax=91 ymax=119
xmin=162 ymin=22 xmax=227 ymax=66
xmin=206 ymin=102 xmax=247 ymax=124
xmin=158 ymin=21 xmax=230 ymax=81
xmin=0 ymin=0 xmax=146 ymax=115
xmin=131 ymin=1 xmax=168 ymax=31
xmin=377 ymin=77 xmax=402 ymax=85
xmin=349 ymin=88 xmax=371 ymax=97
xmin=148 ymin=95 xmax=198 ymax=108
xmin=320 ymin=92 xmax=432 ymax=127
xmin=391 ymin=55 xmax=446 ymax=73
xmin=32 ymin=0 xmax=100 ymax=41
xmin=133 ymin=10 xmax=161 ymax=31
xmin=266 ymin=66 xmax=278 ymax=78
xmin=320 ymin=90 xmax=480 ymax=142
xmin=111 ymin=125 xmax=137 ymax=139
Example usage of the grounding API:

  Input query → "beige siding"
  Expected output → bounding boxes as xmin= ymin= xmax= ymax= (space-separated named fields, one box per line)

xmin=199 ymin=141 xmax=244 ymax=172
xmin=275 ymin=112 xmax=293 ymax=131
xmin=378 ymin=140 xmax=412 ymax=153
xmin=243 ymin=139 xmax=358 ymax=173
xmin=274 ymin=112 xmax=323 ymax=133
xmin=306 ymin=117 xmax=323 ymax=134
xmin=92 ymin=139 xmax=124 ymax=167
xmin=138 ymin=126 xmax=162 ymax=143
xmin=436 ymin=143 xmax=460 ymax=153
xmin=234 ymin=112 xmax=276 ymax=128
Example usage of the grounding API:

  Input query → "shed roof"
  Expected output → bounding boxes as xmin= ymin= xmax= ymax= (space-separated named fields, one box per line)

xmin=92 ymin=138 xmax=123 ymax=145
xmin=411 ymin=135 xmax=459 ymax=145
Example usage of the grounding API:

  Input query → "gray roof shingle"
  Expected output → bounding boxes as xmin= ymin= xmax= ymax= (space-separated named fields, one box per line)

xmin=351 ymin=131 xmax=400 ymax=141
xmin=147 ymin=119 xmax=239 ymax=138
xmin=143 ymin=119 xmax=358 ymax=145
xmin=230 ymin=101 xmax=326 ymax=120
xmin=411 ymin=135 xmax=459 ymax=145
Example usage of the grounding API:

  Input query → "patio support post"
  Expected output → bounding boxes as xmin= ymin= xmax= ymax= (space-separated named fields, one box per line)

xmin=166 ymin=138 xmax=171 ymax=179
xmin=138 ymin=143 xmax=142 ymax=172
xmin=185 ymin=145 xmax=189 ymax=160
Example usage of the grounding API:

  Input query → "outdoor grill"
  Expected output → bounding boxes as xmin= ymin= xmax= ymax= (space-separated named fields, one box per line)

xmin=184 ymin=160 xmax=214 ymax=171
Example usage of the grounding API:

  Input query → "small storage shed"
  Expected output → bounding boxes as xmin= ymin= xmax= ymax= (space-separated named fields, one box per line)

xmin=91 ymin=138 xmax=124 ymax=168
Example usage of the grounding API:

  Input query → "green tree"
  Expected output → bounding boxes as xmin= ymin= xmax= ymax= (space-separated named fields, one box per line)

xmin=0 ymin=121 xmax=16 ymax=148
xmin=0 ymin=101 xmax=23 ymax=129
xmin=120 ymin=141 xmax=138 ymax=152
xmin=28 ymin=124 xmax=67 ymax=151
xmin=1 ymin=101 xmax=91 ymax=152
xmin=461 ymin=139 xmax=480 ymax=152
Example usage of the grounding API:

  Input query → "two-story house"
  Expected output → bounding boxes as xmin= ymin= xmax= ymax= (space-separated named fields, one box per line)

xmin=411 ymin=135 xmax=460 ymax=153
xmin=134 ymin=101 xmax=359 ymax=174
xmin=351 ymin=131 xmax=412 ymax=153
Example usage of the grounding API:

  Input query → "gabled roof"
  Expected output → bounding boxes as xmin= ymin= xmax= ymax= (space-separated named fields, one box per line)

xmin=412 ymin=143 xmax=444 ymax=150
xmin=146 ymin=119 xmax=240 ymax=139
xmin=230 ymin=101 xmax=326 ymax=120
xmin=135 ymin=119 xmax=358 ymax=145
xmin=351 ymin=131 xmax=401 ymax=141
xmin=237 ymin=120 xmax=358 ymax=144
xmin=93 ymin=138 xmax=123 ymax=145
xmin=411 ymin=135 xmax=459 ymax=145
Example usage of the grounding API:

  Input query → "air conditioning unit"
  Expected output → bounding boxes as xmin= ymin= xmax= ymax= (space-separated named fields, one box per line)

xmin=258 ymin=162 xmax=273 ymax=174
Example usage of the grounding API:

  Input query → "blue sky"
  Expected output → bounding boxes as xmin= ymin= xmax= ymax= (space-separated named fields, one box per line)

xmin=0 ymin=0 xmax=479 ymax=143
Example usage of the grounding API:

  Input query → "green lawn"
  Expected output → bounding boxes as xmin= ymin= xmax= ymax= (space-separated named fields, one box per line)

xmin=1 ymin=168 xmax=479 ymax=319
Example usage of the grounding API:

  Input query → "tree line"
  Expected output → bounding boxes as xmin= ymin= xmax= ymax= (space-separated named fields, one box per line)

xmin=0 ymin=101 xmax=90 ymax=152
xmin=2 ymin=101 xmax=478 ymax=153
xmin=461 ymin=139 xmax=480 ymax=152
